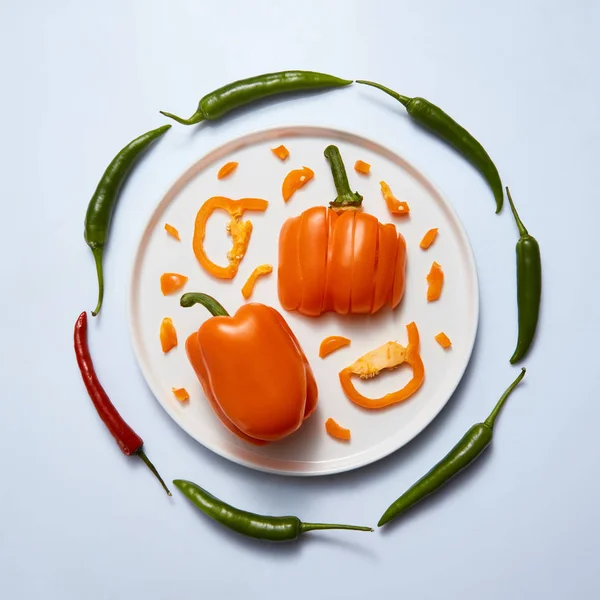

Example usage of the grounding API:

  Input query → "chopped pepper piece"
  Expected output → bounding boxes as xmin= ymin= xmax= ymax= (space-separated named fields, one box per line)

xmin=193 ymin=196 xmax=269 ymax=280
xmin=217 ymin=161 xmax=238 ymax=179
xmin=354 ymin=160 xmax=371 ymax=175
xmin=160 ymin=317 xmax=178 ymax=353
xmin=282 ymin=166 xmax=314 ymax=202
xmin=325 ymin=417 xmax=351 ymax=441
xmin=172 ymin=387 xmax=190 ymax=403
xmin=160 ymin=272 xmax=188 ymax=296
xmin=271 ymin=145 xmax=290 ymax=161
xmin=339 ymin=322 xmax=424 ymax=409
xmin=241 ymin=264 xmax=273 ymax=299
xmin=164 ymin=223 xmax=180 ymax=240
xmin=427 ymin=261 xmax=444 ymax=301
xmin=420 ymin=228 xmax=438 ymax=250
xmin=319 ymin=335 xmax=351 ymax=358
xmin=435 ymin=332 xmax=452 ymax=349
xmin=380 ymin=181 xmax=410 ymax=216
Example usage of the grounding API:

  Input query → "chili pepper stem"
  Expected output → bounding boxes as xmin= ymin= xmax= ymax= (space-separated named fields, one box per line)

xmin=484 ymin=368 xmax=526 ymax=430
xmin=91 ymin=245 xmax=104 ymax=317
xmin=180 ymin=292 xmax=229 ymax=316
xmin=506 ymin=187 xmax=528 ymax=236
xmin=159 ymin=110 xmax=205 ymax=126
xmin=324 ymin=145 xmax=363 ymax=209
xmin=355 ymin=80 xmax=411 ymax=107
xmin=136 ymin=449 xmax=172 ymax=496
xmin=299 ymin=522 xmax=373 ymax=534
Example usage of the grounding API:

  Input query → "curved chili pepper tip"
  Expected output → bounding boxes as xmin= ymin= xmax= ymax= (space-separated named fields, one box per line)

xmin=159 ymin=110 xmax=205 ymax=126
xmin=355 ymin=80 xmax=411 ymax=107
xmin=91 ymin=246 xmax=104 ymax=317
xmin=136 ymin=449 xmax=172 ymax=496
xmin=299 ymin=522 xmax=373 ymax=533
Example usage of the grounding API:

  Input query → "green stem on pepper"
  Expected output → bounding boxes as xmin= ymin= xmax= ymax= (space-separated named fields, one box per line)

xmin=180 ymin=292 xmax=229 ymax=316
xmin=324 ymin=145 xmax=363 ymax=210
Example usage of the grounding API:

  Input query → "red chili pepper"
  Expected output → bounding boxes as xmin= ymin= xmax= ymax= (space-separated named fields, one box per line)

xmin=74 ymin=312 xmax=171 ymax=495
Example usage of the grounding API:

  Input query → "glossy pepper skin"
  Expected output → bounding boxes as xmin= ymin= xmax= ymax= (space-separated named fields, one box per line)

xmin=174 ymin=479 xmax=372 ymax=541
xmin=378 ymin=369 xmax=526 ymax=527
xmin=84 ymin=124 xmax=171 ymax=316
xmin=278 ymin=146 xmax=406 ymax=317
xmin=357 ymin=80 xmax=503 ymax=213
xmin=181 ymin=293 xmax=317 ymax=443
xmin=160 ymin=71 xmax=352 ymax=125
xmin=506 ymin=188 xmax=541 ymax=363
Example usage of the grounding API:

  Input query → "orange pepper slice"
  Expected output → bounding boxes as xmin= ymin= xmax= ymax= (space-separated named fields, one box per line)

xmin=282 ymin=166 xmax=314 ymax=202
xmin=193 ymin=196 xmax=269 ymax=280
xmin=241 ymin=264 xmax=273 ymax=300
xmin=217 ymin=161 xmax=238 ymax=179
xmin=319 ymin=335 xmax=351 ymax=358
xmin=427 ymin=261 xmax=444 ymax=301
xmin=271 ymin=145 xmax=290 ymax=161
xmin=325 ymin=417 xmax=351 ymax=441
xmin=160 ymin=272 xmax=188 ymax=296
xmin=435 ymin=332 xmax=452 ymax=349
xmin=164 ymin=223 xmax=180 ymax=240
xmin=172 ymin=387 xmax=190 ymax=403
xmin=160 ymin=317 xmax=178 ymax=353
xmin=420 ymin=228 xmax=438 ymax=249
xmin=354 ymin=160 xmax=371 ymax=175
xmin=380 ymin=181 xmax=410 ymax=216
xmin=338 ymin=322 xmax=424 ymax=409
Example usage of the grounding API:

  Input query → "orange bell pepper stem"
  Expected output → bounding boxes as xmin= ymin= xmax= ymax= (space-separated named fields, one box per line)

xmin=217 ymin=161 xmax=239 ymax=179
xmin=319 ymin=335 xmax=351 ymax=358
xmin=420 ymin=228 xmax=438 ymax=249
xmin=426 ymin=261 xmax=444 ymax=301
xmin=282 ymin=167 xmax=314 ymax=202
xmin=193 ymin=196 xmax=268 ymax=280
xmin=380 ymin=181 xmax=410 ymax=216
xmin=241 ymin=264 xmax=273 ymax=300
xmin=325 ymin=417 xmax=351 ymax=441
xmin=338 ymin=322 xmax=424 ymax=409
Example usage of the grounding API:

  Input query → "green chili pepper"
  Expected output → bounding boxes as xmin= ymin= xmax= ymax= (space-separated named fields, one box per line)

xmin=174 ymin=479 xmax=373 ymax=541
xmin=84 ymin=124 xmax=171 ymax=316
xmin=506 ymin=188 xmax=541 ymax=363
xmin=356 ymin=80 xmax=503 ymax=213
xmin=160 ymin=71 xmax=352 ymax=126
xmin=378 ymin=369 xmax=526 ymax=527
xmin=324 ymin=144 xmax=363 ymax=209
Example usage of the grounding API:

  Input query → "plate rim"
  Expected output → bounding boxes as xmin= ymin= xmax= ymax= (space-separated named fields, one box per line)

xmin=128 ymin=124 xmax=480 ymax=476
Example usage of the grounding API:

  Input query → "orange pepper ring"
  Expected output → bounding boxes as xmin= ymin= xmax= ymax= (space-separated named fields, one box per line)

xmin=193 ymin=196 xmax=268 ymax=279
xmin=338 ymin=322 xmax=424 ymax=409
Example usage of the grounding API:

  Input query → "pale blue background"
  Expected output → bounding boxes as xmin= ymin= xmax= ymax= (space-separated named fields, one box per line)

xmin=1 ymin=1 xmax=598 ymax=598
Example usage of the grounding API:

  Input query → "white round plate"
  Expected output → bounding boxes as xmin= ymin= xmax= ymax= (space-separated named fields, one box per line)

xmin=129 ymin=126 xmax=479 ymax=476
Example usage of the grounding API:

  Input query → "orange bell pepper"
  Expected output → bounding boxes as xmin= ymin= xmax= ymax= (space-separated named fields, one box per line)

xmin=160 ymin=272 xmax=188 ymax=296
xmin=271 ymin=145 xmax=290 ymax=161
xmin=182 ymin=293 xmax=318 ymax=443
xmin=217 ymin=161 xmax=238 ymax=179
xmin=160 ymin=317 xmax=178 ymax=353
xmin=380 ymin=181 xmax=410 ymax=216
xmin=319 ymin=335 xmax=351 ymax=358
xmin=193 ymin=196 xmax=268 ymax=280
xmin=420 ymin=228 xmax=438 ymax=249
xmin=241 ymin=264 xmax=273 ymax=300
xmin=354 ymin=160 xmax=371 ymax=175
xmin=325 ymin=417 xmax=351 ymax=441
xmin=435 ymin=332 xmax=452 ymax=348
xmin=164 ymin=223 xmax=180 ymax=240
xmin=172 ymin=387 xmax=190 ymax=403
xmin=427 ymin=261 xmax=444 ymax=301
xmin=339 ymin=322 xmax=425 ymax=409
xmin=282 ymin=166 xmax=314 ymax=202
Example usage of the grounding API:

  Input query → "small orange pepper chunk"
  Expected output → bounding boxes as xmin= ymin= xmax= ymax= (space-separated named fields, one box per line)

xmin=427 ymin=261 xmax=444 ymax=302
xmin=354 ymin=160 xmax=371 ymax=175
xmin=339 ymin=322 xmax=425 ymax=409
xmin=193 ymin=196 xmax=269 ymax=280
xmin=164 ymin=223 xmax=180 ymax=240
xmin=172 ymin=387 xmax=190 ymax=403
xmin=435 ymin=332 xmax=452 ymax=349
xmin=160 ymin=317 xmax=178 ymax=353
xmin=271 ymin=145 xmax=290 ymax=161
xmin=420 ymin=228 xmax=438 ymax=250
xmin=380 ymin=181 xmax=410 ymax=216
xmin=282 ymin=166 xmax=314 ymax=202
xmin=319 ymin=335 xmax=351 ymax=358
xmin=217 ymin=161 xmax=238 ymax=179
xmin=160 ymin=272 xmax=188 ymax=296
xmin=241 ymin=264 xmax=273 ymax=300
xmin=325 ymin=418 xmax=351 ymax=441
